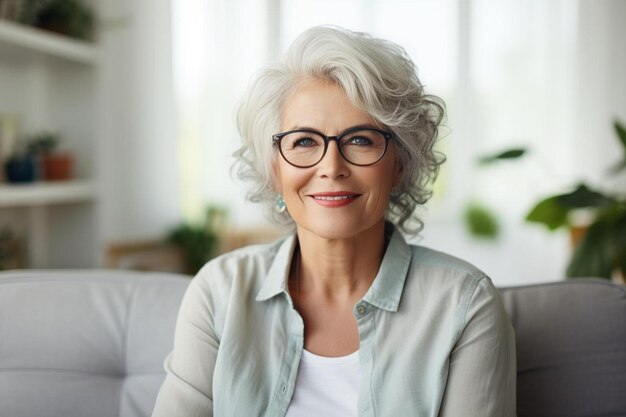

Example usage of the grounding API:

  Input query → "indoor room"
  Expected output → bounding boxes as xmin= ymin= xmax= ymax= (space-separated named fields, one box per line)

xmin=0 ymin=1 xmax=624 ymax=416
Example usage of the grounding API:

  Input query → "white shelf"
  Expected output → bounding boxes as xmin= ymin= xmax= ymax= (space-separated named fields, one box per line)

xmin=0 ymin=19 xmax=97 ymax=65
xmin=0 ymin=179 xmax=97 ymax=207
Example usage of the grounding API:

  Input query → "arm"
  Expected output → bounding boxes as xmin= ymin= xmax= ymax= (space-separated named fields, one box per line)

xmin=152 ymin=276 xmax=218 ymax=417
xmin=438 ymin=276 xmax=517 ymax=417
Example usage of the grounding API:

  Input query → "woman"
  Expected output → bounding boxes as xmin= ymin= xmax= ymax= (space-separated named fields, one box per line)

xmin=153 ymin=26 xmax=516 ymax=417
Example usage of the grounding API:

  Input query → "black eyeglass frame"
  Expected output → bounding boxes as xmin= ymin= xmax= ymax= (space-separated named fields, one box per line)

xmin=272 ymin=126 xmax=394 ymax=168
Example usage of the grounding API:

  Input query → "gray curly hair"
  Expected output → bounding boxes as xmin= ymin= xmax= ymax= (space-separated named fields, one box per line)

xmin=233 ymin=25 xmax=445 ymax=235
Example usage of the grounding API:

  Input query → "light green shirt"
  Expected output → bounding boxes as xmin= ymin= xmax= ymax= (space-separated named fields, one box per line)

xmin=152 ymin=228 xmax=516 ymax=416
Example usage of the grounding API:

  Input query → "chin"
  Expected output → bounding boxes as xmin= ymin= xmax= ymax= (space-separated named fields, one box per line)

xmin=297 ymin=217 xmax=383 ymax=241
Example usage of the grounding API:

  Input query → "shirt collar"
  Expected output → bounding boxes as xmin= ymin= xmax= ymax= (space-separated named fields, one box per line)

xmin=255 ymin=227 xmax=412 ymax=312
xmin=255 ymin=234 xmax=296 ymax=302
xmin=361 ymin=227 xmax=412 ymax=311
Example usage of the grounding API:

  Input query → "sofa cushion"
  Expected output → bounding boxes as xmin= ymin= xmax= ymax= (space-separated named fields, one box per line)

xmin=2 ymin=271 xmax=624 ymax=417
xmin=499 ymin=279 xmax=626 ymax=417
xmin=0 ymin=270 xmax=190 ymax=417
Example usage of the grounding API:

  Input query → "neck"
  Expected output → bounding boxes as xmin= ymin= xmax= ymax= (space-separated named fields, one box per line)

xmin=295 ymin=219 xmax=387 ymax=304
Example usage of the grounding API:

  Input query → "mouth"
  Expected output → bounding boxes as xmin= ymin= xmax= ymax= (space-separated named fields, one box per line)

xmin=309 ymin=192 xmax=361 ymax=199
xmin=312 ymin=195 xmax=359 ymax=201
xmin=307 ymin=192 xmax=361 ymax=206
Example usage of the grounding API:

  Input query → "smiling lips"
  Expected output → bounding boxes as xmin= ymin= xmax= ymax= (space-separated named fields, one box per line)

xmin=309 ymin=191 xmax=361 ymax=207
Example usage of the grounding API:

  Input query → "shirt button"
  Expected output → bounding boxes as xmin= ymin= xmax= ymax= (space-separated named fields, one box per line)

xmin=281 ymin=385 xmax=287 ymax=394
xmin=356 ymin=304 xmax=368 ymax=316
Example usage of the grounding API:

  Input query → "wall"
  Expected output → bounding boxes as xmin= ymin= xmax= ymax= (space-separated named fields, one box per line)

xmin=96 ymin=0 xmax=180 ymax=256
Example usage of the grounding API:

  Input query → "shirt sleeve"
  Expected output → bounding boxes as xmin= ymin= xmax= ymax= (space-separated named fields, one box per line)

xmin=438 ymin=275 xmax=517 ymax=417
xmin=152 ymin=275 xmax=218 ymax=417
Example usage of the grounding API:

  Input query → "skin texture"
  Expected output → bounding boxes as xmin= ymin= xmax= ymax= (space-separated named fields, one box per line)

xmin=273 ymin=78 xmax=401 ymax=356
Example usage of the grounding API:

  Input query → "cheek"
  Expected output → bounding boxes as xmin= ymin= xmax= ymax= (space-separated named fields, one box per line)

xmin=367 ymin=168 xmax=396 ymax=209
xmin=274 ymin=162 xmax=308 ymax=198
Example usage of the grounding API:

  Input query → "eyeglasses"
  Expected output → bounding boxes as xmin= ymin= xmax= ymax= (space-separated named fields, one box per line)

xmin=272 ymin=127 xmax=393 ymax=168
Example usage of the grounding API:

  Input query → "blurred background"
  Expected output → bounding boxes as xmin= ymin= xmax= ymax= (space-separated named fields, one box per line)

xmin=0 ymin=0 xmax=624 ymax=286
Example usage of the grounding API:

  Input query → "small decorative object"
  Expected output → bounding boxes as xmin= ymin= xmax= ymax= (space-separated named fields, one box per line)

xmin=18 ymin=0 xmax=95 ymax=41
xmin=5 ymin=153 xmax=36 ymax=183
xmin=0 ymin=0 xmax=23 ymax=20
xmin=26 ymin=131 xmax=73 ymax=181
xmin=0 ymin=227 xmax=26 ymax=270
xmin=41 ymin=151 xmax=72 ymax=180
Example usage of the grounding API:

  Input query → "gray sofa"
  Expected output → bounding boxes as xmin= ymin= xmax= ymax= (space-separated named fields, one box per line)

xmin=0 ymin=270 xmax=624 ymax=417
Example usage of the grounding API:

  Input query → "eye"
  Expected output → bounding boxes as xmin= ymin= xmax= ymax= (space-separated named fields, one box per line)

xmin=292 ymin=136 xmax=318 ymax=147
xmin=346 ymin=135 xmax=374 ymax=146
xmin=295 ymin=137 xmax=315 ymax=147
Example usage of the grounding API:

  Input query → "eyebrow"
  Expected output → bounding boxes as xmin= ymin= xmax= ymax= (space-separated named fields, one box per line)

xmin=288 ymin=123 xmax=381 ymax=134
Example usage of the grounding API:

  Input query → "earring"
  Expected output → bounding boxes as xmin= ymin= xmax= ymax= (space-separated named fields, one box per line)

xmin=274 ymin=194 xmax=287 ymax=213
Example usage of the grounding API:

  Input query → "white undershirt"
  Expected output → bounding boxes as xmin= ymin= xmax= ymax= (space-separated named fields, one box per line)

xmin=285 ymin=349 xmax=361 ymax=417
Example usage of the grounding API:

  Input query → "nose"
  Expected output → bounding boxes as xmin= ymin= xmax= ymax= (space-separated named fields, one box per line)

xmin=317 ymin=139 xmax=350 ymax=179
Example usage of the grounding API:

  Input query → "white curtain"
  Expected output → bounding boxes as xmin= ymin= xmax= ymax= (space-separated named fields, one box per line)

xmin=172 ymin=0 xmax=272 ymax=226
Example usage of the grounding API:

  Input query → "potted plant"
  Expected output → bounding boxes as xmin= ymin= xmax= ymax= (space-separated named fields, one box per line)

xmin=464 ymin=120 xmax=626 ymax=281
xmin=18 ymin=0 xmax=95 ymax=41
xmin=525 ymin=120 xmax=626 ymax=280
xmin=167 ymin=206 xmax=227 ymax=275
xmin=26 ymin=131 xmax=74 ymax=181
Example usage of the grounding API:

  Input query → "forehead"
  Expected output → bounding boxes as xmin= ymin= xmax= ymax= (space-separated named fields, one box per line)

xmin=280 ymin=78 xmax=376 ymax=131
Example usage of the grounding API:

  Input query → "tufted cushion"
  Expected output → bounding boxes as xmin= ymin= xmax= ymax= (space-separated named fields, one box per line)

xmin=0 ymin=270 xmax=190 ymax=417
xmin=499 ymin=280 xmax=626 ymax=417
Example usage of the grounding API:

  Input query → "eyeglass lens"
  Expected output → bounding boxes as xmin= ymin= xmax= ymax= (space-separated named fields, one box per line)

xmin=279 ymin=130 xmax=387 ymax=167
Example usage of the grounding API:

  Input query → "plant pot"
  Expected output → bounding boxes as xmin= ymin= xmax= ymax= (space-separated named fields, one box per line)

xmin=4 ymin=155 xmax=36 ymax=183
xmin=43 ymin=152 xmax=73 ymax=181
xmin=569 ymin=225 xmax=588 ymax=249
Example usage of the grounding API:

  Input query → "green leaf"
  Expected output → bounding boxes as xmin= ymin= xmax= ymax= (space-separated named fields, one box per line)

xmin=464 ymin=203 xmax=499 ymax=239
xmin=611 ymin=208 xmax=626 ymax=278
xmin=167 ymin=224 xmax=219 ymax=274
xmin=478 ymin=148 xmax=527 ymax=166
xmin=556 ymin=184 xmax=615 ymax=209
xmin=526 ymin=197 xmax=569 ymax=230
xmin=567 ymin=205 xmax=626 ymax=279
xmin=608 ymin=119 xmax=626 ymax=174
xmin=614 ymin=119 xmax=626 ymax=152
xmin=527 ymin=185 xmax=615 ymax=230
xmin=567 ymin=220 xmax=614 ymax=279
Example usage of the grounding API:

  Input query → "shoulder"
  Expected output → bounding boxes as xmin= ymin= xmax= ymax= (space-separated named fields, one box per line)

xmin=194 ymin=237 xmax=286 ymax=290
xmin=404 ymin=243 xmax=506 ymax=332
xmin=182 ymin=236 xmax=289 ymax=308
xmin=403 ymin=243 xmax=496 ymax=309
xmin=406 ymin=243 xmax=488 ymax=290
xmin=408 ymin=244 xmax=486 ymax=279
